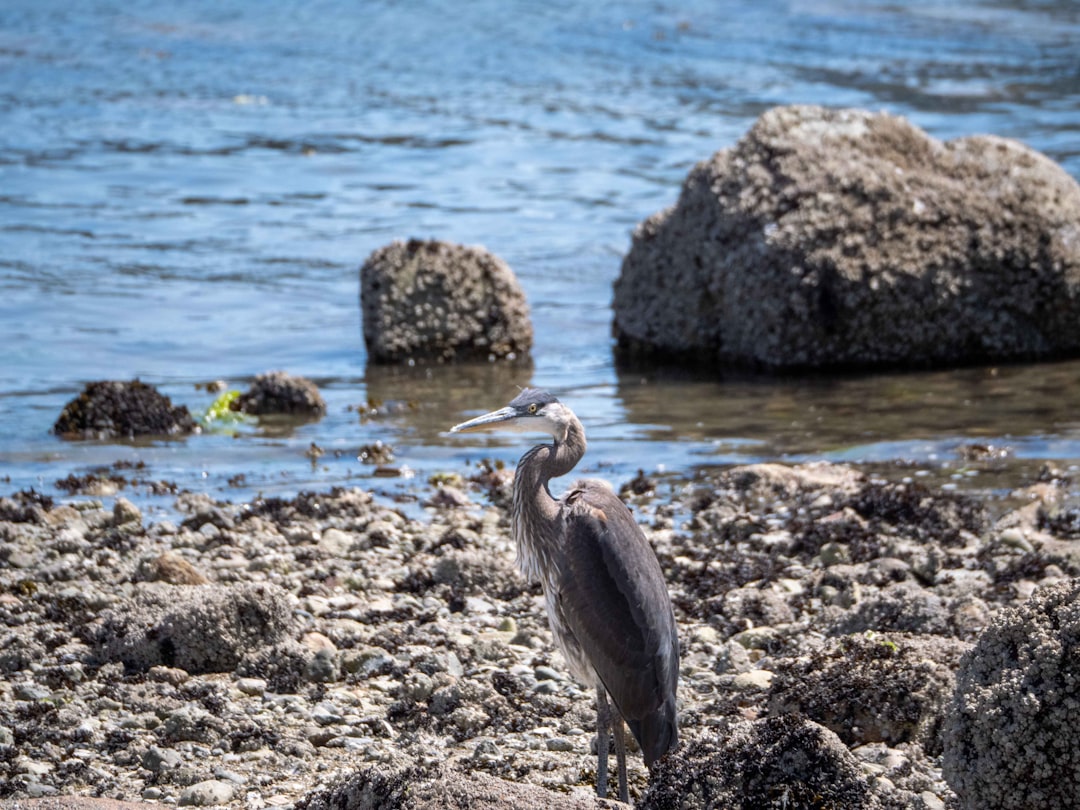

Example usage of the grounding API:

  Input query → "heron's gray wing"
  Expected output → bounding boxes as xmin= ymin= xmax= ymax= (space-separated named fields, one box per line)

xmin=554 ymin=481 xmax=679 ymax=765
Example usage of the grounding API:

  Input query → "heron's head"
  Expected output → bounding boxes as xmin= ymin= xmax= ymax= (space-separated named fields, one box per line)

xmin=450 ymin=388 xmax=574 ymax=442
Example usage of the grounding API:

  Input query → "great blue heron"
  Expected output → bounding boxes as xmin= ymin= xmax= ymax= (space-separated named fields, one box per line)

xmin=450 ymin=388 xmax=679 ymax=802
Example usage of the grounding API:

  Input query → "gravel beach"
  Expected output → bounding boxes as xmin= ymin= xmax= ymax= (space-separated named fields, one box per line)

xmin=2 ymin=460 xmax=1078 ymax=808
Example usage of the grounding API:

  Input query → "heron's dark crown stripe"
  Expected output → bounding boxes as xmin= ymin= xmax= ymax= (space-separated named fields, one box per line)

xmin=509 ymin=387 xmax=560 ymax=410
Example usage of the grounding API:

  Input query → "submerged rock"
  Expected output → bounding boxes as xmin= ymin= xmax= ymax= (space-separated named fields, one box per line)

xmin=360 ymin=238 xmax=533 ymax=364
xmin=235 ymin=370 xmax=326 ymax=417
xmin=614 ymin=105 xmax=1080 ymax=371
xmin=53 ymin=380 xmax=198 ymax=440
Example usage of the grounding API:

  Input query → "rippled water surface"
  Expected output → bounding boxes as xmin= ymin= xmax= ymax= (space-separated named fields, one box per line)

xmin=2 ymin=0 xmax=1079 ymax=516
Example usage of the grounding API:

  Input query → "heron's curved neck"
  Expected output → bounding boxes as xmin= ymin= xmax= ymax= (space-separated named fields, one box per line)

xmin=512 ymin=414 xmax=586 ymax=578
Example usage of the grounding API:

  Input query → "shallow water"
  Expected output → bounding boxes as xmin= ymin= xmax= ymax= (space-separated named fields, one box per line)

xmin=2 ymin=0 xmax=1079 ymax=517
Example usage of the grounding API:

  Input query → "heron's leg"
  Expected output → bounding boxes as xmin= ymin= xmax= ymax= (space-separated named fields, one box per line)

xmin=613 ymin=713 xmax=629 ymax=804
xmin=595 ymin=686 xmax=611 ymax=799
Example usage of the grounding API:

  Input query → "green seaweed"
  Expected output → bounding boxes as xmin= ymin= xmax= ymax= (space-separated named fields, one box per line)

xmin=199 ymin=390 xmax=250 ymax=430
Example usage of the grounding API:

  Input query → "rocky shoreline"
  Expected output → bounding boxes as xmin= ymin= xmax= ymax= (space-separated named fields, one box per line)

xmin=2 ymin=458 xmax=1078 ymax=808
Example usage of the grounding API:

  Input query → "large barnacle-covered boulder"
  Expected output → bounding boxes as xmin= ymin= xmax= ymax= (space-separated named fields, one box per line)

xmin=361 ymin=238 xmax=532 ymax=364
xmin=614 ymin=105 xmax=1080 ymax=371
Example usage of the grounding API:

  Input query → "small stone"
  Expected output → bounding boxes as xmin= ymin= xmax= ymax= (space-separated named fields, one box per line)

xmin=143 ymin=746 xmax=184 ymax=773
xmin=464 ymin=596 xmax=496 ymax=615
xmin=6 ymin=550 xmax=35 ymax=568
xmin=998 ymin=527 xmax=1033 ymax=551
xmin=14 ymin=682 xmax=52 ymax=701
xmin=17 ymin=757 xmax=52 ymax=776
xmin=236 ymin=677 xmax=267 ymax=696
xmin=426 ymin=485 xmax=472 ymax=509
xmin=179 ymin=779 xmax=236 ymax=806
xmin=448 ymin=706 xmax=488 ymax=736
xmin=731 ymin=626 xmax=780 ymax=651
xmin=545 ymin=737 xmax=575 ymax=752
xmin=732 ymin=669 xmax=774 ymax=690
xmin=319 ymin=528 xmax=354 ymax=556
xmin=112 ymin=496 xmax=142 ymax=526
xmin=471 ymin=739 xmax=503 ymax=764
xmin=306 ymin=649 xmax=339 ymax=683
xmin=23 ymin=782 xmax=57 ymax=798
xmin=497 ymin=616 xmax=517 ymax=633
xmin=342 ymin=647 xmax=395 ymax=678
xmin=148 ymin=666 xmax=190 ymax=685
xmin=820 ymin=541 xmax=852 ymax=566
xmin=312 ymin=703 xmax=345 ymax=726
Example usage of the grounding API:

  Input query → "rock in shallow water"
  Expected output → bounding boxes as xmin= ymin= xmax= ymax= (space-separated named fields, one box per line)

xmin=360 ymin=238 xmax=533 ymax=364
xmin=53 ymin=380 xmax=198 ymax=439
xmin=234 ymin=370 xmax=326 ymax=417
xmin=614 ymin=105 xmax=1080 ymax=372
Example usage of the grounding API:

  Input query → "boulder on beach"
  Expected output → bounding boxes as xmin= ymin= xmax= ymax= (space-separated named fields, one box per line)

xmin=53 ymin=380 xmax=198 ymax=440
xmin=360 ymin=238 xmax=533 ymax=364
xmin=640 ymin=715 xmax=886 ymax=809
xmin=613 ymin=105 xmax=1080 ymax=371
xmin=234 ymin=370 xmax=326 ymax=417
xmin=768 ymin=632 xmax=969 ymax=754
xmin=297 ymin=764 xmax=606 ymax=810
xmin=943 ymin=578 xmax=1080 ymax=810
xmin=92 ymin=582 xmax=297 ymax=674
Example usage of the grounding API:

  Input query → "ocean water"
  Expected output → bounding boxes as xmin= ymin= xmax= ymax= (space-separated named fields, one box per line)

xmin=2 ymin=0 xmax=1079 ymax=517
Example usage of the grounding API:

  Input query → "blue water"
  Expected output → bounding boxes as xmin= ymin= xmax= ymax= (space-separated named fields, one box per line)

xmin=2 ymin=0 xmax=1079 ymax=516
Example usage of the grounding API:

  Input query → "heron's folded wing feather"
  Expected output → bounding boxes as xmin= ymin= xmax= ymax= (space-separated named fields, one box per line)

xmin=554 ymin=484 xmax=678 ymax=753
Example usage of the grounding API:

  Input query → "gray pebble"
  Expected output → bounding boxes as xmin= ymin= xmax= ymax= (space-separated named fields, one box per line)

xmin=179 ymin=778 xmax=236 ymax=807
xmin=545 ymin=737 xmax=575 ymax=752
xmin=14 ymin=682 xmax=51 ymax=701
xmin=143 ymin=746 xmax=184 ymax=773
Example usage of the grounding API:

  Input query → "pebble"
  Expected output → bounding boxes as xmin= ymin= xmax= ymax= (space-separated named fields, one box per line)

xmin=143 ymin=746 xmax=184 ymax=773
xmin=236 ymin=677 xmax=268 ymax=696
xmin=23 ymin=782 xmax=57 ymax=798
xmin=819 ymin=541 xmax=852 ymax=565
xmin=471 ymin=739 xmax=503 ymax=764
xmin=312 ymin=703 xmax=346 ymax=726
xmin=17 ymin=757 xmax=52 ymax=776
xmin=498 ymin=616 xmax=517 ymax=633
xmin=998 ymin=527 xmax=1033 ymax=551
xmin=545 ymin=737 xmax=575 ymax=752
xmin=319 ymin=528 xmax=354 ymax=556
xmin=179 ymin=779 xmax=236 ymax=806
xmin=342 ymin=647 xmax=396 ymax=678
xmin=112 ymin=496 xmax=142 ymax=526
xmin=6 ymin=549 xmax=35 ymax=568
xmin=464 ymin=595 xmax=496 ymax=614
xmin=14 ymin=682 xmax=52 ymax=701
xmin=731 ymin=670 xmax=774 ymax=690
xmin=731 ymin=626 xmax=780 ymax=651
xmin=149 ymin=665 xmax=190 ymax=685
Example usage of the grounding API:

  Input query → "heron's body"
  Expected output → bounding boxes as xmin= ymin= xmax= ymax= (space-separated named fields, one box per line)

xmin=451 ymin=389 xmax=679 ymax=802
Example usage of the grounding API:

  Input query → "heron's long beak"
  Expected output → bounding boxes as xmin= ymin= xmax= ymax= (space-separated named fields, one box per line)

xmin=449 ymin=406 xmax=520 ymax=433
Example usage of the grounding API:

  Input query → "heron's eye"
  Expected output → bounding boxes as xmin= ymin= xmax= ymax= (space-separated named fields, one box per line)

xmin=528 ymin=403 xmax=538 ymax=414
